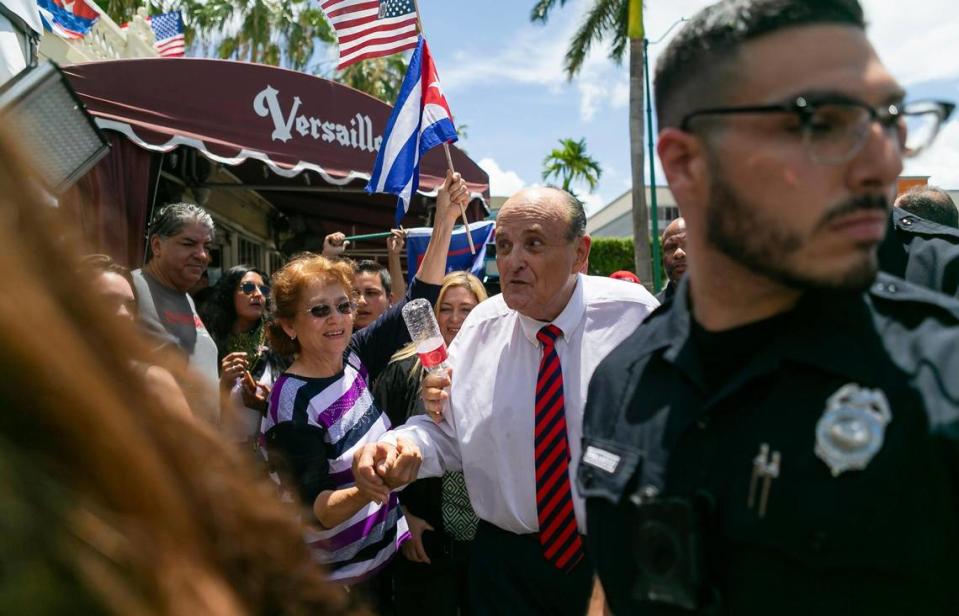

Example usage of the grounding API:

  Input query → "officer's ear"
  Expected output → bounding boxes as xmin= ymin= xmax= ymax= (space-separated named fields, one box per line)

xmin=658 ymin=127 xmax=709 ymax=212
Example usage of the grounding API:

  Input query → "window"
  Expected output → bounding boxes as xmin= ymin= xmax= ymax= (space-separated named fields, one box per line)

xmin=238 ymin=236 xmax=263 ymax=269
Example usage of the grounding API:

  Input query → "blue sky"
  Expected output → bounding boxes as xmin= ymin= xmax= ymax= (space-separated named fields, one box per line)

xmin=403 ymin=0 xmax=959 ymax=214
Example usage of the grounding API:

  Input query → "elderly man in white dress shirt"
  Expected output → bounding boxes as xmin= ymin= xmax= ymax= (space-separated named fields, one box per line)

xmin=353 ymin=187 xmax=659 ymax=615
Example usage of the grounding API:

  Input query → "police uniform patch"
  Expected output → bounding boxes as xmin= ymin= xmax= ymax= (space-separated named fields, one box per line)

xmin=815 ymin=384 xmax=891 ymax=477
xmin=583 ymin=445 xmax=621 ymax=473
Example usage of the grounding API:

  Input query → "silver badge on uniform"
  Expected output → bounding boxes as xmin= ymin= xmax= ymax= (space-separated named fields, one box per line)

xmin=815 ymin=383 xmax=891 ymax=477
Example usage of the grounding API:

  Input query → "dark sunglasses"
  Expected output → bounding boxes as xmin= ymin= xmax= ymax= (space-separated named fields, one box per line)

xmin=307 ymin=300 xmax=355 ymax=319
xmin=239 ymin=281 xmax=270 ymax=296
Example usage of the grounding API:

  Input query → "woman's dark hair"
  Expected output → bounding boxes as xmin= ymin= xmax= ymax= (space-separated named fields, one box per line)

xmin=198 ymin=265 xmax=267 ymax=357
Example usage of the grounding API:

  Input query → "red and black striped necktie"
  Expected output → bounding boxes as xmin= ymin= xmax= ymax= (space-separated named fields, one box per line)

xmin=534 ymin=324 xmax=584 ymax=571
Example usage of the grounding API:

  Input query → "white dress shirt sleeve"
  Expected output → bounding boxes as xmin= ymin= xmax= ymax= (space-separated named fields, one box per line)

xmin=380 ymin=408 xmax=462 ymax=478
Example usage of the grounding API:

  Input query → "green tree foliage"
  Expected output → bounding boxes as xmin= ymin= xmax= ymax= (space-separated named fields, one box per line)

xmin=182 ymin=0 xmax=334 ymax=71
xmin=587 ymin=237 xmax=634 ymax=276
xmin=98 ymin=0 xmax=140 ymax=25
xmin=338 ymin=54 xmax=408 ymax=103
xmin=542 ymin=138 xmax=602 ymax=195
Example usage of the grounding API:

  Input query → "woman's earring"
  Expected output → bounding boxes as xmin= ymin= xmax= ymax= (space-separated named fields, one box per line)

xmin=290 ymin=332 xmax=297 ymax=340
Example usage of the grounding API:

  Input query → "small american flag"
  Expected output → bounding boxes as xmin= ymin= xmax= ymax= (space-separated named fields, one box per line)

xmin=151 ymin=10 xmax=185 ymax=58
xmin=321 ymin=0 xmax=420 ymax=71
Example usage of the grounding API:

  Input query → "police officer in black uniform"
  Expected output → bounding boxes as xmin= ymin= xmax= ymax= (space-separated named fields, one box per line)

xmin=578 ymin=1 xmax=959 ymax=614
xmin=878 ymin=205 xmax=959 ymax=297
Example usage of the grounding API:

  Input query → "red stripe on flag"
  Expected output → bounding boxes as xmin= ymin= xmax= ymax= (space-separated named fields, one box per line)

xmin=326 ymin=1 xmax=379 ymax=19
xmin=337 ymin=40 xmax=418 ymax=70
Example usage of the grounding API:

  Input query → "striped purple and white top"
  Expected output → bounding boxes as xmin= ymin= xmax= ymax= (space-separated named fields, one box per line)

xmin=263 ymin=350 xmax=410 ymax=585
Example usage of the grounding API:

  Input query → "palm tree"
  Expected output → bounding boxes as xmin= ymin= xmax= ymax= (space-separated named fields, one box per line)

xmin=531 ymin=0 xmax=653 ymax=286
xmin=542 ymin=138 xmax=602 ymax=196
xmin=338 ymin=54 xmax=408 ymax=103
xmin=179 ymin=0 xmax=334 ymax=72
xmin=98 ymin=0 xmax=141 ymax=25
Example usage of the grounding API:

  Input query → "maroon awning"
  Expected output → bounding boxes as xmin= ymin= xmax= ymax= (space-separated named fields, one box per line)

xmin=62 ymin=58 xmax=489 ymax=200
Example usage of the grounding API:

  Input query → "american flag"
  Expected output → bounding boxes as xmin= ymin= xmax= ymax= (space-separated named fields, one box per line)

xmin=150 ymin=11 xmax=185 ymax=58
xmin=321 ymin=0 xmax=420 ymax=71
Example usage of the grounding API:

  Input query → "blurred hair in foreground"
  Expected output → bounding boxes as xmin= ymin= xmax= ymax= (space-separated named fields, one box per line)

xmin=0 ymin=127 xmax=354 ymax=615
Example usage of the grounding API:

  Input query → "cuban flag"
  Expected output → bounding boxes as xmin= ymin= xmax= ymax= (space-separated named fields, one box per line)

xmin=367 ymin=36 xmax=458 ymax=226
xmin=38 ymin=0 xmax=99 ymax=39
xmin=405 ymin=221 xmax=496 ymax=284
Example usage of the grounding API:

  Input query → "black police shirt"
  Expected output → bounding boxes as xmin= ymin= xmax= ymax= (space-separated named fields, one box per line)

xmin=578 ymin=273 xmax=959 ymax=615
xmin=878 ymin=207 xmax=959 ymax=298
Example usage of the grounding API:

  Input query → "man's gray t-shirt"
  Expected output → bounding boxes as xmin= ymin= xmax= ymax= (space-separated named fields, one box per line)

xmin=132 ymin=269 xmax=219 ymax=417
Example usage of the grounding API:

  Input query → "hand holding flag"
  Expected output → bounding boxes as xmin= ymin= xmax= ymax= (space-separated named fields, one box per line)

xmin=437 ymin=170 xmax=470 ymax=227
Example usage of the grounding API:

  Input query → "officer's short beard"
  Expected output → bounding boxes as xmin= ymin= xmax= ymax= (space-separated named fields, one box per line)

xmin=705 ymin=163 xmax=883 ymax=293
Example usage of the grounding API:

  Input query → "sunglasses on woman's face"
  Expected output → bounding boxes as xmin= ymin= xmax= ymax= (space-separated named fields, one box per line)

xmin=239 ymin=281 xmax=270 ymax=296
xmin=307 ymin=300 xmax=355 ymax=319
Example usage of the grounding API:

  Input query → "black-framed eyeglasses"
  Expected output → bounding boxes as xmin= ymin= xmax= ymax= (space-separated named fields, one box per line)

xmin=239 ymin=281 xmax=270 ymax=296
xmin=680 ymin=95 xmax=955 ymax=165
xmin=307 ymin=300 xmax=355 ymax=319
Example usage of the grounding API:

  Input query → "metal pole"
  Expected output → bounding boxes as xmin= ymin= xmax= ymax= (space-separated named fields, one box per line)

xmin=343 ymin=231 xmax=394 ymax=242
xmin=644 ymin=37 xmax=662 ymax=293
xmin=409 ymin=0 xmax=475 ymax=254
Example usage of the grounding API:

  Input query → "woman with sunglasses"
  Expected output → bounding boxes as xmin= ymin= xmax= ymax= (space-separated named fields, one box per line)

xmin=199 ymin=265 xmax=283 ymax=443
xmin=262 ymin=171 xmax=469 ymax=611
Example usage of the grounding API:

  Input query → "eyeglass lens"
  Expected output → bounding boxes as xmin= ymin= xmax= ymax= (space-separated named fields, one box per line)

xmin=309 ymin=301 xmax=354 ymax=318
xmin=240 ymin=282 xmax=270 ymax=295
xmin=902 ymin=102 xmax=947 ymax=156
xmin=804 ymin=101 xmax=947 ymax=164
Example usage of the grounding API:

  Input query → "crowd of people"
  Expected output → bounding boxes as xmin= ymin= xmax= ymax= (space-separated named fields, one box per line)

xmin=6 ymin=0 xmax=959 ymax=614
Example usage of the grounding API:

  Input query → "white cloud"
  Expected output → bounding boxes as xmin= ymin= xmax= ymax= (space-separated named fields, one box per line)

xmin=479 ymin=158 xmax=527 ymax=197
xmin=861 ymin=0 xmax=959 ymax=85
xmin=442 ymin=0 xmax=631 ymax=124
xmin=904 ymin=120 xmax=959 ymax=189
xmin=580 ymin=192 xmax=606 ymax=216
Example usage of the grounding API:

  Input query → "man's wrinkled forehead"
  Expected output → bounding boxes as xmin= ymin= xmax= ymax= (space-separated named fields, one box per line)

xmin=170 ymin=221 xmax=213 ymax=243
xmin=730 ymin=25 xmax=902 ymax=105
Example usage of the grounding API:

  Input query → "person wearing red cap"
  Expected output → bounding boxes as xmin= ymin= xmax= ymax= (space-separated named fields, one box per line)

xmin=609 ymin=270 xmax=641 ymax=284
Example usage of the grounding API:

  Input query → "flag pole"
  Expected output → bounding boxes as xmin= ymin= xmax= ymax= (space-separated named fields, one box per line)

xmin=411 ymin=0 xmax=476 ymax=255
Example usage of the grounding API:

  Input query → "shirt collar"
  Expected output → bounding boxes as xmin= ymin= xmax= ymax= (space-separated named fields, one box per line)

xmin=517 ymin=274 xmax=586 ymax=347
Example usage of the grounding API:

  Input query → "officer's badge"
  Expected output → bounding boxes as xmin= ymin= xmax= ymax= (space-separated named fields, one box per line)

xmin=815 ymin=384 xmax=891 ymax=477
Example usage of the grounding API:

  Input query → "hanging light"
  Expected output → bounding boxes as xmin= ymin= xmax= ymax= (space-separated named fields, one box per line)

xmin=0 ymin=61 xmax=109 ymax=193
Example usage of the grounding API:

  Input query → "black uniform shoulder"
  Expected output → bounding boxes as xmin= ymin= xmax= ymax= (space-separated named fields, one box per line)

xmin=892 ymin=208 xmax=959 ymax=241
xmin=867 ymin=273 xmax=959 ymax=433
xmin=868 ymin=272 xmax=959 ymax=322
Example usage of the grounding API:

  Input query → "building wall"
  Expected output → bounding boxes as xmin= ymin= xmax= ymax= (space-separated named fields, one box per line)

xmin=589 ymin=181 xmax=959 ymax=241
xmin=587 ymin=187 xmax=679 ymax=238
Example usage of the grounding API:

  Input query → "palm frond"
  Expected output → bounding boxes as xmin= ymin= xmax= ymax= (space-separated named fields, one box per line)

xmin=563 ymin=0 xmax=622 ymax=77
xmin=530 ymin=0 xmax=573 ymax=24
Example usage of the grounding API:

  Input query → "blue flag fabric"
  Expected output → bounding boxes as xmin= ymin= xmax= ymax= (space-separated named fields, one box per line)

xmin=366 ymin=36 xmax=458 ymax=226
xmin=38 ymin=0 xmax=99 ymax=39
xmin=405 ymin=221 xmax=496 ymax=284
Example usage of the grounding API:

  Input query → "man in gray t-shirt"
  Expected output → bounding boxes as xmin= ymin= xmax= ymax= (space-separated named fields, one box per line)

xmin=134 ymin=203 xmax=219 ymax=421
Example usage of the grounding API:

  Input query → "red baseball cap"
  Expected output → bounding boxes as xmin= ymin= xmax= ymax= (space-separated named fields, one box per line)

xmin=610 ymin=270 xmax=641 ymax=284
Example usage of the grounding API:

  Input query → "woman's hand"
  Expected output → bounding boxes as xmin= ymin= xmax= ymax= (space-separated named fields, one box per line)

xmin=400 ymin=509 xmax=434 ymax=564
xmin=219 ymin=352 xmax=248 ymax=389
xmin=435 ymin=170 xmax=469 ymax=228
xmin=240 ymin=377 xmax=271 ymax=414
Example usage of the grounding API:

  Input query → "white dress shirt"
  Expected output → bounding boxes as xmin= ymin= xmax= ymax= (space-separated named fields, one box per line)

xmin=383 ymin=274 xmax=658 ymax=534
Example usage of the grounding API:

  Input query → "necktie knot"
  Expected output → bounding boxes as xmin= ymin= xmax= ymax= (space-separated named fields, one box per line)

xmin=537 ymin=324 xmax=562 ymax=347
